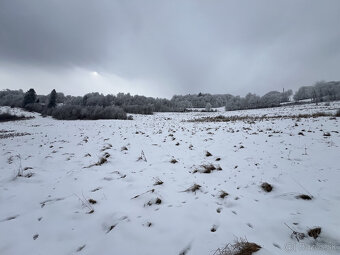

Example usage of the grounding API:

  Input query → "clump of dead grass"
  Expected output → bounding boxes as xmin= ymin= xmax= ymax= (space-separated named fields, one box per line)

xmin=145 ymin=197 xmax=162 ymax=206
xmin=184 ymin=183 xmax=201 ymax=193
xmin=219 ymin=190 xmax=229 ymax=199
xmin=88 ymin=199 xmax=97 ymax=204
xmin=94 ymin=152 xmax=110 ymax=166
xmin=261 ymin=182 xmax=273 ymax=192
xmin=193 ymin=164 xmax=222 ymax=174
xmin=170 ymin=158 xmax=178 ymax=164
xmin=137 ymin=150 xmax=147 ymax=162
xmin=213 ymin=238 xmax=261 ymax=255
xmin=296 ymin=194 xmax=313 ymax=200
xmin=153 ymin=177 xmax=163 ymax=186
xmin=284 ymin=223 xmax=306 ymax=242
xmin=308 ymin=227 xmax=321 ymax=239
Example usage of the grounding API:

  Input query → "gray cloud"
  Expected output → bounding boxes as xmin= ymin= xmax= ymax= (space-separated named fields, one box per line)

xmin=1 ymin=0 xmax=340 ymax=97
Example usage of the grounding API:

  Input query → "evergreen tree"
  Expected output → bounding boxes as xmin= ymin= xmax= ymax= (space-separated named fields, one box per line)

xmin=23 ymin=88 xmax=37 ymax=107
xmin=48 ymin=89 xmax=57 ymax=108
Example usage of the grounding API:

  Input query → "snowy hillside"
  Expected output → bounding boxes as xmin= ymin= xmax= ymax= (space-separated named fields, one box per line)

xmin=1 ymin=103 xmax=340 ymax=255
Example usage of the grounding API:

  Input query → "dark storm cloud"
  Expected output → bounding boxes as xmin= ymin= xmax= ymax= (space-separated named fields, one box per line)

xmin=1 ymin=0 xmax=340 ymax=97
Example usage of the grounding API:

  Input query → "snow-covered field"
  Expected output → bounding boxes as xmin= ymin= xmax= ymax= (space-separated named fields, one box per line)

xmin=1 ymin=102 xmax=340 ymax=255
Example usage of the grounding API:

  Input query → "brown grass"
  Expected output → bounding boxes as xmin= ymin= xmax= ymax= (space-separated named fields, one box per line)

xmin=308 ymin=227 xmax=321 ymax=239
xmin=95 ymin=157 xmax=107 ymax=166
xmin=88 ymin=199 xmax=97 ymax=204
xmin=153 ymin=177 xmax=163 ymax=186
xmin=193 ymin=164 xmax=222 ymax=174
xmin=0 ymin=132 xmax=30 ymax=139
xmin=219 ymin=190 xmax=229 ymax=199
xmin=213 ymin=238 xmax=261 ymax=255
xmin=106 ymin=224 xmax=116 ymax=233
xmin=189 ymin=112 xmax=335 ymax=123
xmin=184 ymin=183 xmax=201 ymax=193
xmin=170 ymin=158 xmax=178 ymax=164
xmin=261 ymin=182 xmax=273 ymax=192
xmin=296 ymin=194 xmax=313 ymax=200
xmin=145 ymin=197 xmax=162 ymax=206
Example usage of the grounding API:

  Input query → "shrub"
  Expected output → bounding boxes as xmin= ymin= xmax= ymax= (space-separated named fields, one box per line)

xmin=336 ymin=109 xmax=340 ymax=117
xmin=0 ymin=112 xmax=30 ymax=122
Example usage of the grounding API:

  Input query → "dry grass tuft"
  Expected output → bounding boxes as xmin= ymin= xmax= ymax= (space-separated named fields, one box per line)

xmin=184 ymin=183 xmax=201 ymax=193
xmin=0 ymin=132 xmax=31 ymax=139
xmin=145 ymin=197 xmax=162 ymax=206
xmin=153 ymin=177 xmax=164 ymax=186
xmin=213 ymin=238 xmax=261 ymax=255
xmin=88 ymin=199 xmax=97 ymax=204
xmin=296 ymin=194 xmax=312 ymax=200
xmin=219 ymin=190 xmax=229 ymax=199
xmin=95 ymin=157 xmax=108 ymax=166
xmin=206 ymin=151 xmax=212 ymax=157
xmin=137 ymin=150 xmax=147 ymax=162
xmin=308 ymin=227 xmax=321 ymax=239
xmin=170 ymin=158 xmax=178 ymax=164
xmin=210 ymin=225 xmax=217 ymax=232
xmin=106 ymin=224 xmax=116 ymax=233
xmin=193 ymin=164 xmax=222 ymax=174
xmin=261 ymin=182 xmax=273 ymax=192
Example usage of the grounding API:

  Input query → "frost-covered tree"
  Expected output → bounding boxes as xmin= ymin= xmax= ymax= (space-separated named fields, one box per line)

xmin=23 ymin=88 xmax=37 ymax=107
xmin=47 ymin=89 xmax=57 ymax=108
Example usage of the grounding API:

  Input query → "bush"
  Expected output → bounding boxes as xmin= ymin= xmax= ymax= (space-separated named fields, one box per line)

xmin=336 ymin=109 xmax=340 ymax=117
xmin=24 ymin=103 xmax=44 ymax=113
xmin=0 ymin=112 xmax=29 ymax=122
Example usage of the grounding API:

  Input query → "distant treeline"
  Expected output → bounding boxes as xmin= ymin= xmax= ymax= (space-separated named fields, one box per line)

xmin=293 ymin=81 xmax=340 ymax=102
xmin=0 ymin=81 xmax=339 ymax=119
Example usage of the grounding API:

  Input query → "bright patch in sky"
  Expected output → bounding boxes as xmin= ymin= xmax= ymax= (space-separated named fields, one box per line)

xmin=91 ymin=71 xmax=99 ymax=77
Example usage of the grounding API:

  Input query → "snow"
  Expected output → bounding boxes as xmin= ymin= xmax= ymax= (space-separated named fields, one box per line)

xmin=1 ymin=103 xmax=340 ymax=255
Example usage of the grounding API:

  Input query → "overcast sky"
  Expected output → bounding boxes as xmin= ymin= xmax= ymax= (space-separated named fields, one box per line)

xmin=1 ymin=0 xmax=339 ymax=98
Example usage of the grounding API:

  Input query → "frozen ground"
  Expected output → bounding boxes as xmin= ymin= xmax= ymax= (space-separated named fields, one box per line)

xmin=1 ymin=102 xmax=340 ymax=255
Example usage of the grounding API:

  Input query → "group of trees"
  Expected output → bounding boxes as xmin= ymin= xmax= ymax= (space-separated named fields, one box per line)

xmin=0 ymin=80 xmax=339 ymax=119
xmin=0 ymin=89 xmax=129 ymax=120
xmin=293 ymin=81 xmax=340 ymax=103
xmin=171 ymin=93 xmax=233 ymax=108
xmin=225 ymin=90 xmax=293 ymax=111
